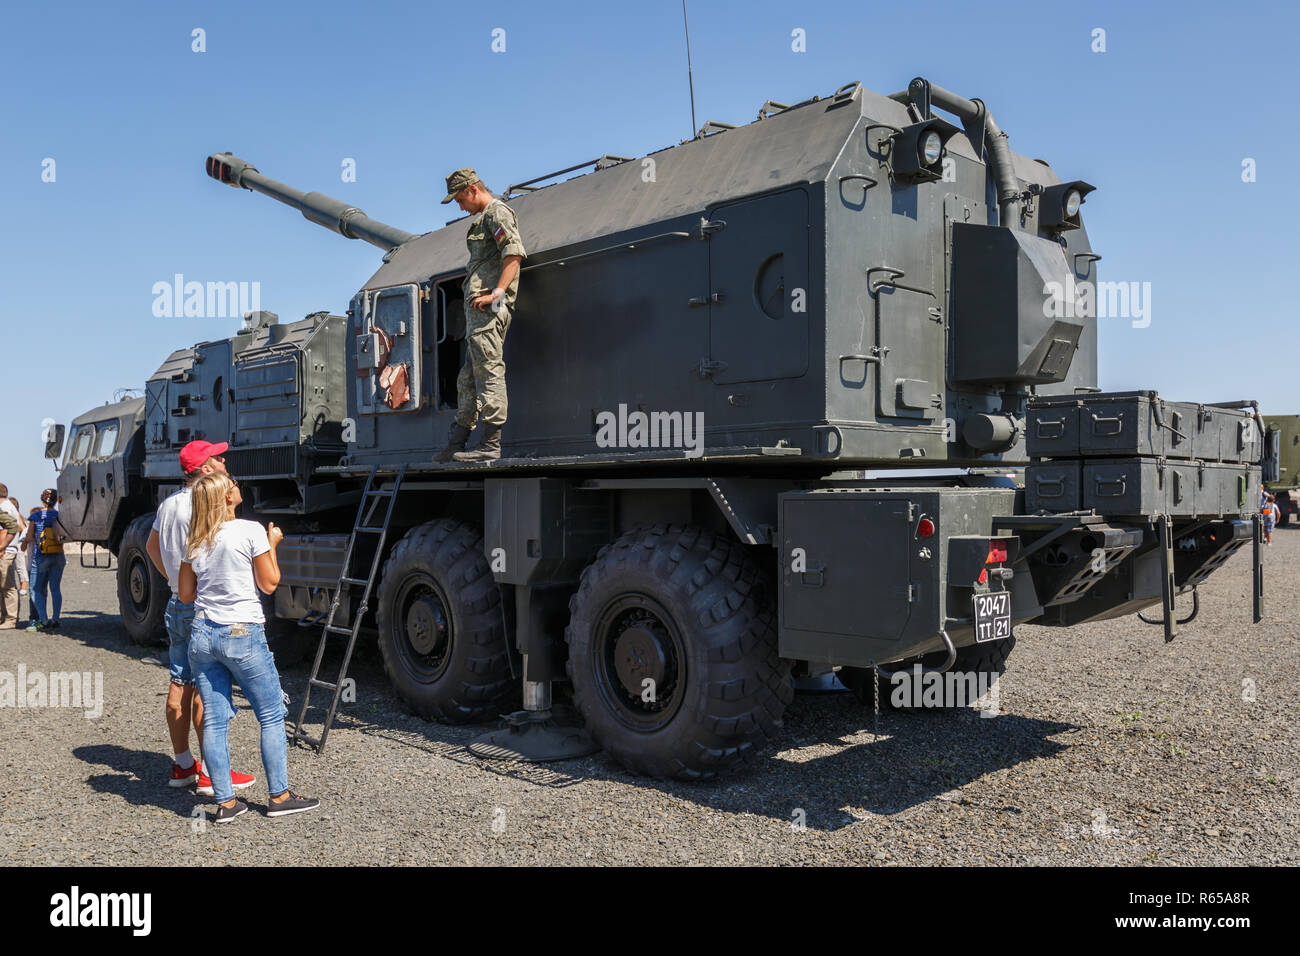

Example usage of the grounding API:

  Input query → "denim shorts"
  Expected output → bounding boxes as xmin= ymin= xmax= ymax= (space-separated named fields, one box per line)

xmin=165 ymin=596 xmax=197 ymax=686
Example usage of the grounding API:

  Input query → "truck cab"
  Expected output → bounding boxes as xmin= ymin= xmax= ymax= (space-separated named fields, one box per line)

xmin=48 ymin=397 xmax=147 ymax=550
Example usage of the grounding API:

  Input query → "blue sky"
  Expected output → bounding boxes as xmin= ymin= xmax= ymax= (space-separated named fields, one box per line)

xmin=1 ymin=0 xmax=1296 ymax=509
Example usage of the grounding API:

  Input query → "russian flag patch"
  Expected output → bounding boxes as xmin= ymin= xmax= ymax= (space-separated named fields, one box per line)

xmin=492 ymin=223 xmax=506 ymax=245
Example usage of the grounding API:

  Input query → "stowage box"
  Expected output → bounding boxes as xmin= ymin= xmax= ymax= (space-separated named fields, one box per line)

xmin=1083 ymin=458 xmax=1200 ymax=517
xmin=1028 ymin=392 xmax=1261 ymax=465
xmin=1025 ymin=461 xmax=1083 ymax=513
xmin=1028 ymin=391 xmax=1177 ymax=459
xmin=1167 ymin=404 xmax=1261 ymax=465
xmin=1197 ymin=462 xmax=1262 ymax=516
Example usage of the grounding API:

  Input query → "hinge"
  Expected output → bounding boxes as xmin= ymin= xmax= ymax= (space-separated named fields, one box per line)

xmin=695 ymin=358 xmax=728 ymax=379
xmin=687 ymin=292 xmax=725 ymax=307
xmin=697 ymin=217 xmax=727 ymax=239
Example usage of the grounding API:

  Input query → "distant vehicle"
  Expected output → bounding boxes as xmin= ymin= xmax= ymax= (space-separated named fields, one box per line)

xmin=1264 ymin=415 xmax=1299 ymax=525
xmin=47 ymin=77 xmax=1265 ymax=779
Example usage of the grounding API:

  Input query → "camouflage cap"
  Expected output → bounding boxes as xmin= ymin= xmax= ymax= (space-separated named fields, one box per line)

xmin=441 ymin=168 xmax=481 ymax=204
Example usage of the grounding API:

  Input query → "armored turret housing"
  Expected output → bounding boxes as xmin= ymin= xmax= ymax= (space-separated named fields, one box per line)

xmin=140 ymin=310 xmax=351 ymax=513
xmin=209 ymin=79 xmax=1101 ymax=471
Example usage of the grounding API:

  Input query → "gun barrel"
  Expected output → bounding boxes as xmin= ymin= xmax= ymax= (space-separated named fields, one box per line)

xmin=205 ymin=153 xmax=418 ymax=251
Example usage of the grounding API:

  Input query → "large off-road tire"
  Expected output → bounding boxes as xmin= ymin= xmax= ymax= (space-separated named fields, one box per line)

xmin=1280 ymin=505 xmax=1291 ymax=528
xmin=116 ymin=513 xmax=169 ymax=646
xmin=840 ymin=635 xmax=1016 ymax=711
xmin=374 ymin=519 xmax=514 ymax=723
xmin=565 ymin=524 xmax=792 ymax=780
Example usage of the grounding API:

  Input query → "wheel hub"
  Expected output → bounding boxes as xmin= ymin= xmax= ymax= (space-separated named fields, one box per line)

xmin=594 ymin=598 xmax=685 ymax=729
xmin=613 ymin=624 xmax=669 ymax=697
xmin=129 ymin=560 xmax=147 ymax=605
xmin=405 ymin=594 xmax=448 ymax=657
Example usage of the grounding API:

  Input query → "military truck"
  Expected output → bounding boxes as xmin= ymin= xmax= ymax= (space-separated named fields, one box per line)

xmin=1264 ymin=415 xmax=1299 ymax=525
xmin=47 ymin=309 xmax=354 ymax=654
xmin=49 ymin=77 xmax=1265 ymax=779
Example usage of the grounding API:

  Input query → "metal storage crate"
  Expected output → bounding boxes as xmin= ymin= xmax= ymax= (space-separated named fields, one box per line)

xmin=1082 ymin=457 xmax=1199 ymax=517
xmin=1025 ymin=461 xmax=1082 ymax=513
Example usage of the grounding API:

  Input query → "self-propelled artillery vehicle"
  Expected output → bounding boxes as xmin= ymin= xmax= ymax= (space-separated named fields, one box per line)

xmin=50 ymin=77 xmax=1265 ymax=779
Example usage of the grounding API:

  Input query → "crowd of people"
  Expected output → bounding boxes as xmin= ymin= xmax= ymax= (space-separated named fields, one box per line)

xmin=0 ymin=485 xmax=70 ymax=631
xmin=1 ymin=441 xmax=318 ymax=824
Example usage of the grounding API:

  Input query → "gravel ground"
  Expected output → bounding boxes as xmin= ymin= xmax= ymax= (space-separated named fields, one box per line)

xmin=1 ymin=531 xmax=1296 ymax=866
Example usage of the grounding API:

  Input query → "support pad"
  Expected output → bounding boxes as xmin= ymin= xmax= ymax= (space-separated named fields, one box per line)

xmin=468 ymin=708 xmax=600 ymax=763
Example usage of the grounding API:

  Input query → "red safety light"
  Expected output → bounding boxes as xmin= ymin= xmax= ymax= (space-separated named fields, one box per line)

xmin=986 ymin=539 xmax=1008 ymax=564
xmin=917 ymin=518 xmax=935 ymax=538
xmin=978 ymin=568 xmax=988 ymax=585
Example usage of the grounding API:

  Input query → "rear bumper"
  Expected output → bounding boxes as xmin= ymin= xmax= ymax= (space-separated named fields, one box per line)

xmin=777 ymin=485 xmax=1262 ymax=669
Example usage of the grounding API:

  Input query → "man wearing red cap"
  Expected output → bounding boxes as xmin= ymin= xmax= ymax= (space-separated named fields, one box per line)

xmin=146 ymin=440 xmax=255 ymax=794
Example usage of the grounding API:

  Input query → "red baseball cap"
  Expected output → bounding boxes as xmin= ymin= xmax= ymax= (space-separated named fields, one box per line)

xmin=179 ymin=440 xmax=229 ymax=474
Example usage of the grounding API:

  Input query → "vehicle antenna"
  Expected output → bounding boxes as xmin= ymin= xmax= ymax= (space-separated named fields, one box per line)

xmin=682 ymin=0 xmax=697 ymax=138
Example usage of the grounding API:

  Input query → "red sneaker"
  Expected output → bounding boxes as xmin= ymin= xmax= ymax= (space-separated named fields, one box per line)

xmin=168 ymin=761 xmax=200 ymax=788
xmin=196 ymin=765 xmax=257 ymax=797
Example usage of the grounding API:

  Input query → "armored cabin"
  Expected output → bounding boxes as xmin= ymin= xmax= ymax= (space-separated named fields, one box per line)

xmin=213 ymin=79 xmax=1098 ymax=471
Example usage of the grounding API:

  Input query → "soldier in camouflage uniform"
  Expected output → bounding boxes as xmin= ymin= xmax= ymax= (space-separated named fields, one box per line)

xmin=437 ymin=168 xmax=526 ymax=462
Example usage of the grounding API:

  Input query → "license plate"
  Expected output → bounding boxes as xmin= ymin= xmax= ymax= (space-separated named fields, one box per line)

xmin=973 ymin=591 xmax=1012 ymax=643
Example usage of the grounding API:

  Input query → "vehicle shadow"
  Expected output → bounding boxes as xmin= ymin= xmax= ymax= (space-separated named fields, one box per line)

xmin=60 ymin=616 xmax=1077 ymax=830
xmin=279 ymin=649 xmax=1079 ymax=831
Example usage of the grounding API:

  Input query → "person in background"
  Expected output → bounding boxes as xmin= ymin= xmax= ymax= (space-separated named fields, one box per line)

xmin=1262 ymin=492 xmax=1278 ymax=545
xmin=146 ymin=439 xmax=256 ymax=795
xmin=23 ymin=489 xmax=70 ymax=631
xmin=0 ymin=485 xmax=19 ymax=629
xmin=179 ymin=473 xmax=318 ymax=823
xmin=10 ymin=499 xmax=30 ymax=598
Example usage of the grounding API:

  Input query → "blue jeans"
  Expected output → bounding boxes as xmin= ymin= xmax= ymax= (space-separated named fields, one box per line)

xmin=188 ymin=617 xmax=289 ymax=803
xmin=30 ymin=553 xmax=66 ymax=622
xmin=165 ymin=597 xmax=197 ymax=686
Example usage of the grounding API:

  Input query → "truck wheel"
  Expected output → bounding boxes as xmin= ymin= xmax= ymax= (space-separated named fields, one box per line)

xmin=565 ymin=524 xmax=792 ymax=780
xmin=839 ymin=636 xmax=1016 ymax=711
xmin=1280 ymin=506 xmax=1291 ymax=527
xmin=117 ymin=513 xmax=169 ymax=647
xmin=374 ymin=520 xmax=514 ymax=723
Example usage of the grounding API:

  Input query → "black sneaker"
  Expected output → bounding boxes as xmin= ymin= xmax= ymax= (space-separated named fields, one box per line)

xmin=266 ymin=792 xmax=320 ymax=818
xmin=212 ymin=799 xmax=248 ymax=824
xmin=44 ymin=621 xmax=60 ymax=632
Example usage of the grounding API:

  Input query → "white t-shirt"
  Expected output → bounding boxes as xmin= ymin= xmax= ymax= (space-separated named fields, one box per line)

xmin=152 ymin=487 xmax=193 ymax=593
xmin=187 ymin=519 xmax=271 ymax=625
xmin=1 ymin=499 xmax=21 ymax=556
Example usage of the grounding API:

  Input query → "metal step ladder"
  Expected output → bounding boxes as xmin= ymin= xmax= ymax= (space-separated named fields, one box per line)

xmin=291 ymin=465 xmax=405 ymax=754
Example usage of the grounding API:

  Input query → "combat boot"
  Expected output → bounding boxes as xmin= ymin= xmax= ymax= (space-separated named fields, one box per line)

xmin=453 ymin=424 xmax=502 ymax=462
xmin=437 ymin=423 xmax=472 ymax=462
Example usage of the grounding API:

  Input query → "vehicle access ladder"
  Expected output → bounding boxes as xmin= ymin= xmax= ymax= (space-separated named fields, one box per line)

xmin=290 ymin=465 xmax=405 ymax=754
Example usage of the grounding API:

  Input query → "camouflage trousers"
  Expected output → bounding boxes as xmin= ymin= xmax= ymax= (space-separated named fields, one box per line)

xmin=455 ymin=299 xmax=512 ymax=429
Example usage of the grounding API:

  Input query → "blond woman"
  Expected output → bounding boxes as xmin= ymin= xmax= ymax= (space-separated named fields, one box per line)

xmin=179 ymin=474 xmax=318 ymax=823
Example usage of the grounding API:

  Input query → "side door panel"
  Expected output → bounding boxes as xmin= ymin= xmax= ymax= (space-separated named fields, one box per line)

xmin=83 ymin=420 xmax=121 ymax=541
xmin=59 ymin=425 xmax=93 ymax=531
xmin=708 ymin=189 xmax=811 ymax=385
